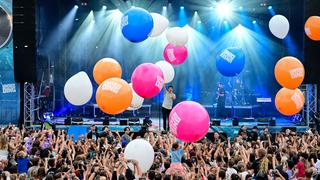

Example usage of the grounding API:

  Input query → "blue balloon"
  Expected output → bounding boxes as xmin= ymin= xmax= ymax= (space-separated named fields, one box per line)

xmin=216 ymin=47 xmax=245 ymax=77
xmin=121 ymin=7 xmax=154 ymax=43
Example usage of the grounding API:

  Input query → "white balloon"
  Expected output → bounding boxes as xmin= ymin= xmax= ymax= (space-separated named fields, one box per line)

xmin=269 ymin=15 xmax=290 ymax=39
xmin=155 ymin=60 xmax=175 ymax=83
xmin=124 ymin=139 xmax=154 ymax=173
xmin=64 ymin=71 xmax=93 ymax=106
xmin=150 ymin=13 xmax=169 ymax=37
xmin=127 ymin=83 xmax=144 ymax=111
xmin=166 ymin=27 xmax=188 ymax=46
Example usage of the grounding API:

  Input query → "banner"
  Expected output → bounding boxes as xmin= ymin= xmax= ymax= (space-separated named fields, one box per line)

xmin=0 ymin=0 xmax=19 ymax=124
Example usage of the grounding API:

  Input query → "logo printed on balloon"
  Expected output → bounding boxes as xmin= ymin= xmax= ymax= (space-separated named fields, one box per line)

xmin=220 ymin=49 xmax=236 ymax=64
xmin=167 ymin=49 xmax=176 ymax=62
xmin=289 ymin=68 xmax=304 ymax=79
xmin=121 ymin=15 xmax=128 ymax=28
xmin=155 ymin=76 xmax=164 ymax=89
xmin=102 ymin=81 xmax=122 ymax=94
xmin=291 ymin=92 xmax=303 ymax=109
xmin=169 ymin=112 xmax=181 ymax=135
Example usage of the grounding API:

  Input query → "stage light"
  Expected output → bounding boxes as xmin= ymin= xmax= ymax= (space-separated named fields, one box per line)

xmin=180 ymin=6 xmax=184 ymax=10
xmin=239 ymin=6 xmax=243 ymax=10
xmin=102 ymin=5 xmax=107 ymax=10
xmin=252 ymin=20 xmax=257 ymax=24
xmin=217 ymin=2 xmax=232 ymax=17
xmin=223 ymin=20 xmax=228 ymax=24
xmin=268 ymin=6 xmax=272 ymax=10
xmin=74 ymin=5 xmax=79 ymax=9
xmin=197 ymin=20 xmax=201 ymax=24
xmin=194 ymin=11 xmax=198 ymax=14
xmin=163 ymin=6 xmax=167 ymax=10
xmin=75 ymin=18 xmax=79 ymax=21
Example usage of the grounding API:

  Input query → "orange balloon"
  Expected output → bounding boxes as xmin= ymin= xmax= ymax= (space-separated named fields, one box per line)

xmin=93 ymin=58 xmax=122 ymax=85
xmin=275 ymin=88 xmax=305 ymax=116
xmin=305 ymin=16 xmax=320 ymax=41
xmin=96 ymin=78 xmax=132 ymax=115
xmin=274 ymin=56 xmax=305 ymax=90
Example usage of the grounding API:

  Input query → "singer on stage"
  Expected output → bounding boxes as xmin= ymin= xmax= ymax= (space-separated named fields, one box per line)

xmin=162 ymin=85 xmax=176 ymax=131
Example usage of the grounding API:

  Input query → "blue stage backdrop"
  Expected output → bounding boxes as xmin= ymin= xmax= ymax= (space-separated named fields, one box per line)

xmin=0 ymin=0 xmax=20 ymax=124
xmin=37 ymin=0 xmax=305 ymax=121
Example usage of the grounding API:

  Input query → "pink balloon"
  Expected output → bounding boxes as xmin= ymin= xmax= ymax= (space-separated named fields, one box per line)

xmin=169 ymin=101 xmax=210 ymax=142
xmin=131 ymin=63 xmax=164 ymax=98
xmin=163 ymin=43 xmax=188 ymax=65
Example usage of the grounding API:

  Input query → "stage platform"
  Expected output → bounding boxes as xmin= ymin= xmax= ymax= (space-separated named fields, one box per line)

xmin=32 ymin=117 xmax=308 ymax=139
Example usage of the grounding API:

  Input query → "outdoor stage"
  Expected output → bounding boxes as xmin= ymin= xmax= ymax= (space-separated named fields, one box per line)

xmin=32 ymin=115 xmax=308 ymax=140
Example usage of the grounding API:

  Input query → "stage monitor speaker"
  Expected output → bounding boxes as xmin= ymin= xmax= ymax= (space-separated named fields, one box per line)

xmin=304 ymin=0 xmax=320 ymax=83
xmin=13 ymin=0 xmax=37 ymax=82
xmin=269 ymin=120 xmax=276 ymax=126
xmin=120 ymin=120 xmax=128 ymax=126
xmin=129 ymin=117 xmax=140 ymax=125
xmin=64 ymin=117 xmax=71 ymax=125
xmin=211 ymin=120 xmax=220 ymax=126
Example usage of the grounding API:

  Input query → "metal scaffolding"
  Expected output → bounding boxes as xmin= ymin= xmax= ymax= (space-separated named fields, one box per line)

xmin=301 ymin=84 xmax=318 ymax=127
xmin=23 ymin=83 xmax=36 ymax=128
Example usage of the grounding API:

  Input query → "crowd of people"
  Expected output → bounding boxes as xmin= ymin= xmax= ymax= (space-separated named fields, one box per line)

xmin=0 ymin=124 xmax=320 ymax=180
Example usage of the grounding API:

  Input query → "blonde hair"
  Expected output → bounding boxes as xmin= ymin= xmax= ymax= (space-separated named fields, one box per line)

xmin=0 ymin=134 xmax=8 ymax=150
xmin=258 ymin=156 xmax=269 ymax=174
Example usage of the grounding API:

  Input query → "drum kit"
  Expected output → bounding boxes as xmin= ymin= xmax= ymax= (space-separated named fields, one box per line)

xmin=225 ymin=78 xmax=252 ymax=106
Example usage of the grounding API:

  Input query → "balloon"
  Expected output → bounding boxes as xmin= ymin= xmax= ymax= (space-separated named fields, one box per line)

xmin=93 ymin=58 xmax=122 ymax=85
xmin=275 ymin=88 xmax=305 ymax=116
xmin=149 ymin=13 xmax=169 ymax=37
xmin=127 ymin=83 xmax=144 ymax=111
xmin=163 ymin=44 xmax=188 ymax=65
xmin=269 ymin=15 xmax=290 ymax=39
xmin=155 ymin=60 xmax=175 ymax=83
xmin=96 ymin=78 xmax=132 ymax=115
xmin=216 ymin=47 xmax=245 ymax=77
xmin=124 ymin=139 xmax=154 ymax=173
xmin=274 ymin=56 xmax=304 ymax=90
xmin=305 ymin=16 xmax=320 ymax=41
xmin=64 ymin=72 xmax=93 ymax=106
xmin=121 ymin=7 xmax=153 ymax=43
xmin=131 ymin=63 xmax=164 ymax=98
xmin=169 ymin=101 xmax=210 ymax=142
xmin=166 ymin=27 xmax=189 ymax=46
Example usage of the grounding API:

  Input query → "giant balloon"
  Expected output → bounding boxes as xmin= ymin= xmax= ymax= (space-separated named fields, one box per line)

xmin=64 ymin=71 xmax=93 ymax=106
xmin=305 ymin=16 xmax=320 ymax=41
xmin=155 ymin=60 xmax=175 ymax=83
xmin=96 ymin=78 xmax=132 ymax=114
xmin=269 ymin=15 xmax=290 ymax=39
xmin=93 ymin=58 xmax=122 ymax=85
xmin=166 ymin=27 xmax=189 ymax=46
xmin=131 ymin=63 xmax=164 ymax=98
xmin=169 ymin=101 xmax=210 ymax=142
xmin=275 ymin=88 xmax=305 ymax=116
xmin=274 ymin=56 xmax=304 ymax=90
xmin=216 ymin=47 xmax=245 ymax=77
xmin=163 ymin=44 xmax=188 ymax=65
xmin=121 ymin=7 xmax=153 ymax=42
xmin=124 ymin=139 xmax=154 ymax=173
xmin=149 ymin=13 xmax=169 ymax=37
